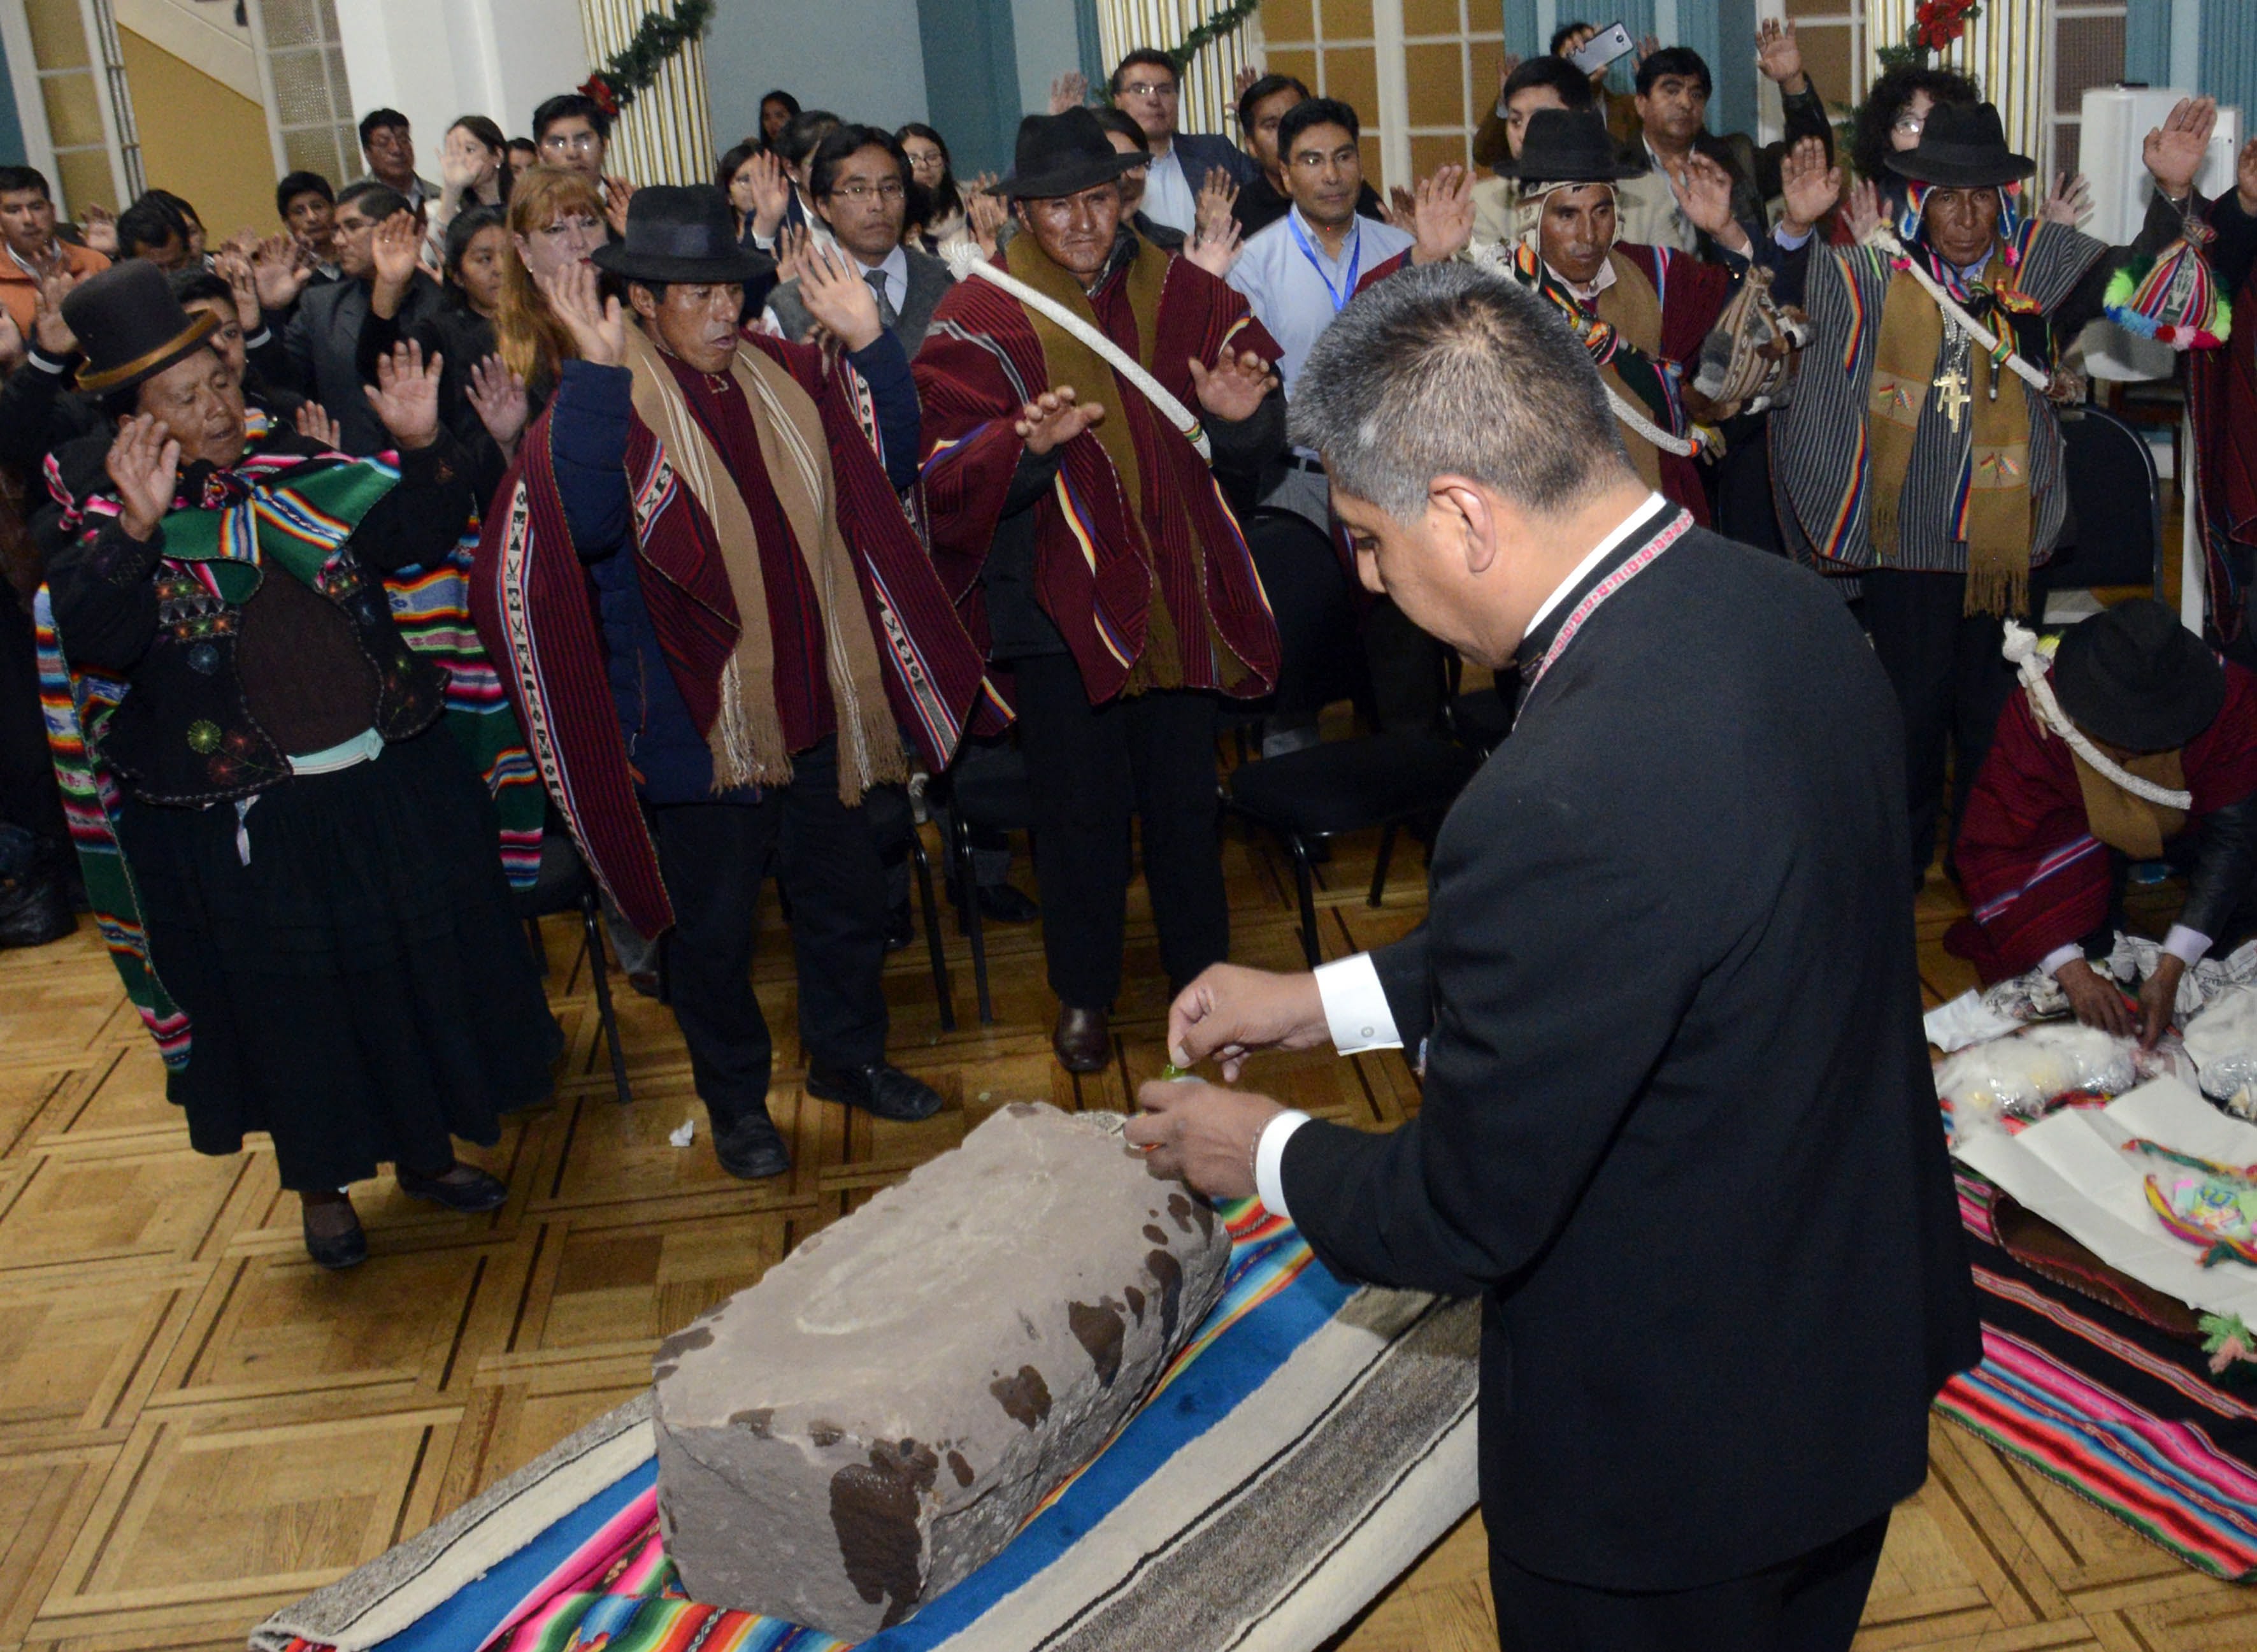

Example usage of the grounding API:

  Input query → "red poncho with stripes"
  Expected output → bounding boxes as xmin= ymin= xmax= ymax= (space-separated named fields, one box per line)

xmin=913 ymin=234 xmax=1282 ymax=703
xmin=1951 ymin=663 xmax=2257 ymax=981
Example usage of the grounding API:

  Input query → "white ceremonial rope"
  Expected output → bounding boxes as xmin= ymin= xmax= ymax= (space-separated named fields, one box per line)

xmin=2001 ymin=619 xmax=2193 ymax=807
xmin=1467 ymin=238 xmax=1703 ymax=459
xmin=943 ymin=241 xmax=1212 ymax=461
xmin=1859 ymin=225 xmax=2053 ymax=394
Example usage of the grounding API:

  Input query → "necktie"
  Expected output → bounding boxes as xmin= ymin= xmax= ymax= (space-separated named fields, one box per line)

xmin=864 ymin=268 xmax=898 ymax=331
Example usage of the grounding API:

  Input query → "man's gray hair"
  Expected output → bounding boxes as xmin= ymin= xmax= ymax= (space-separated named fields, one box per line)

xmin=1289 ymin=261 xmax=1632 ymax=524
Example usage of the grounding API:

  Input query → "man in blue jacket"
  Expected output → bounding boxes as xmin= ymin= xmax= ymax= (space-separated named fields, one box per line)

xmin=1109 ymin=48 xmax=1255 ymax=238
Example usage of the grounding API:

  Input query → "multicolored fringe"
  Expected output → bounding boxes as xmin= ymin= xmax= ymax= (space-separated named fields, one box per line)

xmin=32 ymin=587 xmax=189 ymax=1067
xmin=2105 ymin=243 xmax=2232 ymax=350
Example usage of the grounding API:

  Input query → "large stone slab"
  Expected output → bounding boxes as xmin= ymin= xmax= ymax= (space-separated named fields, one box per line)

xmin=652 ymin=1102 xmax=1231 ymax=1637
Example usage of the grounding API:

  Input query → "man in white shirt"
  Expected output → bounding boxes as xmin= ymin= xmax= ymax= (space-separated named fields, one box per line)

xmin=1108 ymin=48 xmax=1254 ymax=237
xmin=1124 ymin=260 xmax=1979 ymax=1651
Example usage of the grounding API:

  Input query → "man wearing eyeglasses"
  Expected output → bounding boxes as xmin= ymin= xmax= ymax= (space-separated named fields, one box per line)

xmin=533 ymin=92 xmax=636 ymax=238
xmin=1108 ymin=48 xmax=1254 ymax=238
xmin=766 ymin=126 xmax=954 ymax=356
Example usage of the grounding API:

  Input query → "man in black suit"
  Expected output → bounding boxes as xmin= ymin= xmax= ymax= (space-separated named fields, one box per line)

xmin=1108 ymin=48 xmax=1254 ymax=240
xmin=1128 ymin=262 xmax=1979 ymax=1649
xmin=765 ymin=125 xmax=954 ymax=354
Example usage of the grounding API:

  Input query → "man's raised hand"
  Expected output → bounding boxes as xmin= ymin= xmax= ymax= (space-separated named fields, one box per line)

xmin=252 ymin=233 xmax=312 ymax=310
xmin=293 ymin=401 xmax=344 ymax=451
xmin=1410 ymin=165 xmax=1474 ymax=264
xmin=1166 ymin=962 xmax=1331 ymax=1081
xmin=746 ymin=150 xmax=792 ymax=240
xmin=365 ymin=338 xmax=443 ymax=450
xmin=1755 ymin=18 xmax=1807 ymax=91
xmin=1049 ymin=69 xmax=1089 ymax=114
xmin=1778 ymin=136 xmax=1842 ymax=236
xmin=467 ymin=354 xmax=531 ymax=456
xmin=796 ymin=240 xmax=884 ymax=351
xmin=2236 ymin=137 xmax=2257 ymax=218
xmin=1188 ymin=348 xmax=1277 ymax=421
xmin=539 ymin=261 xmax=626 ymax=367
xmin=1014 ymin=385 xmax=1105 ymax=455
xmin=2144 ymin=96 xmax=2217 ymax=200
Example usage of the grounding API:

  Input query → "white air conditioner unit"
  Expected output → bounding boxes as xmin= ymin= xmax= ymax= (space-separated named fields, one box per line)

xmin=2074 ymin=86 xmax=2240 ymax=383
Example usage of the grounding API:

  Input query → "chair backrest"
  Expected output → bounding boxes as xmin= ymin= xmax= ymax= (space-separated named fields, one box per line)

xmin=2049 ymin=406 xmax=2163 ymax=595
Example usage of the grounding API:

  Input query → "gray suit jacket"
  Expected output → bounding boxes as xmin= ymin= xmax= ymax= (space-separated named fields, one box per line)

xmin=1169 ymin=131 xmax=1256 ymax=189
xmin=767 ymin=245 xmax=956 ymax=355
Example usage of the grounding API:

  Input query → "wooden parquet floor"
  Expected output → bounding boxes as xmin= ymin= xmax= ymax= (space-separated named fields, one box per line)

xmin=1 ymin=802 xmax=2253 ymax=1651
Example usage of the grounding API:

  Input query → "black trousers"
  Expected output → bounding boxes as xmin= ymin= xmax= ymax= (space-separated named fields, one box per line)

xmin=1245 ymin=508 xmax=1358 ymax=725
xmin=0 ymin=595 xmax=65 ymax=849
xmin=1491 ymin=1513 xmax=1889 ymax=1652
xmin=1010 ymin=652 xmax=1228 ymax=1009
xmin=647 ymin=736 xmax=887 ymax=1124
xmin=1863 ymin=565 xmax=2046 ymax=886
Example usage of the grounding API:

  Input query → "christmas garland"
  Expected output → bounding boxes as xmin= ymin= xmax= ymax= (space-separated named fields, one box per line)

xmin=1876 ymin=0 xmax=1981 ymax=73
xmin=1169 ymin=0 xmax=1261 ymax=75
xmin=578 ymin=0 xmax=715 ymax=117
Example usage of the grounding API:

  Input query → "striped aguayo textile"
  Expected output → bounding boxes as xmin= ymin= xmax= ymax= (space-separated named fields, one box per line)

xmin=254 ymin=1202 xmax=1481 ymax=1652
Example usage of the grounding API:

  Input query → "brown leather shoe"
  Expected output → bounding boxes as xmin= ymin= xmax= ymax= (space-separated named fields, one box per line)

xmin=1053 ymin=1005 xmax=1110 ymax=1073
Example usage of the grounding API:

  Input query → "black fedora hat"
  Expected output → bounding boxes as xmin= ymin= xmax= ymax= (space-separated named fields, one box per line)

xmin=1886 ymin=101 xmax=2035 ymax=189
xmin=1494 ymin=108 xmax=1647 ymax=184
xmin=993 ymin=107 xmax=1147 ymax=200
xmin=591 ymin=185 xmax=767 ymax=285
xmin=62 ymin=259 xmax=222 ymax=396
xmin=2052 ymin=598 xmax=2225 ymax=753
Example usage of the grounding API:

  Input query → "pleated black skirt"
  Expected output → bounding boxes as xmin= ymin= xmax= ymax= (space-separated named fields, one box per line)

xmin=114 ymin=726 xmax=561 ymax=1191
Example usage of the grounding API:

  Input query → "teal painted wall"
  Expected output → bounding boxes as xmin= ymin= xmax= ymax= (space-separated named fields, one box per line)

xmin=0 ymin=32 xmax=25 ymax=169
xmin=919 ymin=0 xmax=1022 ymax=176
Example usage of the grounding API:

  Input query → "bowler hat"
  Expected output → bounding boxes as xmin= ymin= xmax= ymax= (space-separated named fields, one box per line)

xmin=1493 ymin=108 xmax=1647 ymax=185
xmin=1886 ymin=101 xmax=2035 ymax=189
xmin=591 ymin=185 xmax=767 ymax=285
xmin=2051 ymin=598 xmax=2225 ymax=753
xmin=62 ymin=259 xmax=222 ymax=396
xmin=992 ymin=107 xmax=1147 ymax=200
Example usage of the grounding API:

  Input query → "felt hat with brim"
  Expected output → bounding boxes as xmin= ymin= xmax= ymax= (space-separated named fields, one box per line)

xmin=1493 ymin=108 xmax=1647 ymax=185
xmin=63 ymin=259 xmax=222 ymax=396
xmin=992 ymin=107 xmax=1148 ymax=200
xmin=1886 ymin=101 xmax=2035 ymax=189
xmin=2053 ymin=598 xmax=2225 ymax=753
xmin=591 ymin=185 xmax=767 ymax=285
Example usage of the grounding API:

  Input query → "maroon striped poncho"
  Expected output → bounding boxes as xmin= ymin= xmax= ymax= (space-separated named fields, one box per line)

xmin=913 ymin=233 xmax=1282 ymax=704
xmin=1951 ymin=663 xmax=2257 ymax=981
xmin=470 ymin=331 xmax=994 ymax=940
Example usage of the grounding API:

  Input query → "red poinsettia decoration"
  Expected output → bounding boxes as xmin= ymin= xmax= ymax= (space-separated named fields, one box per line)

xmin=1910 ymin=0 xmax=1979 ymax=50
xmin=578 ymin=74 xmax=620 ymax=117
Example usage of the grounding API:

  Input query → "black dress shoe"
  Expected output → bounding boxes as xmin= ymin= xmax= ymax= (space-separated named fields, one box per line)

xmin=0 ymin=872 xmax=74 ymax=949
xmin=805 ymin=1060 xmax=944 ymax=1121
xmin=301 ymin=1202 xmax=367 ymax=1270
xmin=1053 ymin=1005 xmax=1110 ymax=1073
xmin=950 ymin=879 xmax=1040 ymax=928
xmin=884 ymin=900 xmax=916 ymax=953
xmin=396 ymin=1163 xmax=510 ymax=1212
xmin=712 ymin=1110 xmax=792 ymax=1179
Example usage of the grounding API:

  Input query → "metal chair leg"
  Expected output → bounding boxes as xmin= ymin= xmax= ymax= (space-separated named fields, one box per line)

xmin=908 ymin=833 xmax=955 ymax=1031
xmin=1287 ymin=834 xmax=1322 ymax=969
xmin=524 ymin=916 xmax=548 ymax=975
xmin=956 ymin=814 xmax=994 ymax=1024
xmin=1370 ymin=823 xmax=1398 ymax=908
xmin=580 ymin=893 xmax=633 ymax=1106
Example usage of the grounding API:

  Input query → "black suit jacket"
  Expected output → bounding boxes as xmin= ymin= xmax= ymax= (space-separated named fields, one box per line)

xmin=272 ymin=271 xmax=447 ymax=457
xmin=1282 ymin=508 xmax=1981 ymax=1591
xmin=767 ymin=245 xmax=955 ymax=356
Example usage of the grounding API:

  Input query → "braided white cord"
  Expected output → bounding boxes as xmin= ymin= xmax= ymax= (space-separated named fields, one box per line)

xmin=1468 ymin=237 xmax=1703 ymax=459
xmin=942 ymin=243 xmax=1212 ymax=461
xmin=1858 ymin=225 xmax=2053 ymax=393
xmin=2000 ymin=619 xmax=2193 ymax=807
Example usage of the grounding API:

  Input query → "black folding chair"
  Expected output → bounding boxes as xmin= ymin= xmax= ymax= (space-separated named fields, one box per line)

xmin=2047 ymin=405 xmax=2165 ymax=599
xmin=515 ymin=830 xmax=631 ymax=1106
xmin=926 ymin=747 xmax=1036 ymax=1026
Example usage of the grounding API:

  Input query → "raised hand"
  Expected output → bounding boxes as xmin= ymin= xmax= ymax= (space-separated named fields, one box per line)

xmin=0 ymin=309 xmax=26 ymax=375
xmin=438 ymin=136 xmax=483 ymax=196
xmin=745 ymin=150 xmax=792 ymax=240
xmin=1014 ymin=385 xmax=1104 ymax=456
xmin=1755 ymin=18 xmax=1807 ymax=92
xmin=215 ymin=250 xmax=262 ymax=329
xmin=369 ymin=210 xmax=420 ymax=315
xmin=79 ymin=204 xmax=117 ymax=259
xmin=32 ymin=270 xmax=80 ymax=357
xmin=2038 ymin=171 xmax=2091 ymax=227
xmin=252 ymin=233 xmax=312 ymax=310
xmin=1841 ymin=176 xmax=1886 ymax=243
xmin=602 ymin=175 xmax=637 ymax=239
xmin=538 ymin=260 xmax=626 ymax=366
xmin=364 ymin=339 xmax=442 ymax=450
xmin=773 ymin=222 xmax=812 ymax=287
xmin=1669 ymin=151 xmax=1743 ymax=242
xmin=1194 ymin=168 xmax=1239 ymax=244
xmin=1410 ymin=164 xmax=1474 ymax=264
xmin=1234 ymin=64 xmax=1260 ymax=102
xmin=796 ymin=240 xmax=884 ymax=351
xmin=293 ymin=401 xmax=343 ymax=451
xmin=1186 ymin=213 xmax=1243 ymax=278
xmin=466 ymin=353 xmax=530 ymax=457
xmin=1188 ymin=347 xmax=1277 ymax=420
xmin=1384 ymin=183 xmax=1417 ymax=234
xmin=1635 ymin=32 xmax=1660 ymax=67
xmin=1778 ymin=135 xmax=1842 ymax=234
xmin=968 ymin=186 xmax=1008 ymax=257
xmin=1048 ymin=69 xmax=1089 ymax=114
xmin=106 ymin=413 xmax=182 ymax=542
xmin=2144 ymin=95 xmax=2217 ymax=200
xmin=2237 ymin=137 xmax=2257 ymax=217
xmin=1496 ymin=50 xmax=1523 ymax=94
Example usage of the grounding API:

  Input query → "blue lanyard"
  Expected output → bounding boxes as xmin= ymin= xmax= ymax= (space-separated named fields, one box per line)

xmin=1286 ymin=211 xmax=1361 ymax=313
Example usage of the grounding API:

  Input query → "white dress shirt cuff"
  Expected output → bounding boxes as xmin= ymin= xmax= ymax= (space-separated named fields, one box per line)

xmin=1254 ymin=1110 xmax=1312 ymax=1221
xmin=1772 ymin=222 xmax=1814 ymax=250
xmin=1315 ymin=953 xmax=1403 ymax=1052
xmin=2041 ymin=942 xmax=2086 ymax=978
xmin=2164 ymin=924 xmax=2213 ymax=967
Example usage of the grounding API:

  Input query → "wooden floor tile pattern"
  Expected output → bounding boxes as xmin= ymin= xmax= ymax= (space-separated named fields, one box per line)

xmin=0 ymin=805 xmax=2251 ymax=1649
